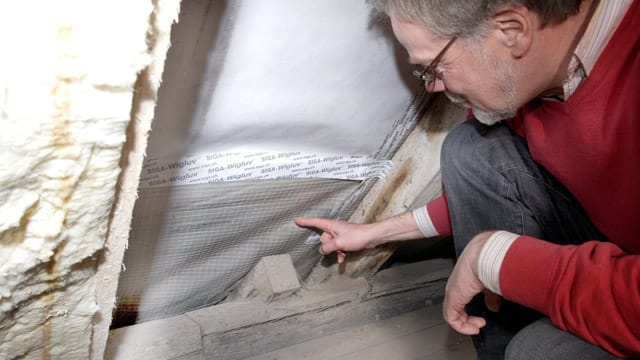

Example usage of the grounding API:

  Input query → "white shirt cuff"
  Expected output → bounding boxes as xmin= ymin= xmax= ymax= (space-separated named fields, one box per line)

xmin=477 ymin=231 xmax=519 ymax=296
xmin=412 ymin=206 xmax=438 ymax=238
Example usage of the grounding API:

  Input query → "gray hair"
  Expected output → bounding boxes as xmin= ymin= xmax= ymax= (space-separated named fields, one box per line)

xmin=367 ymin=0 xmax=584 ymax=39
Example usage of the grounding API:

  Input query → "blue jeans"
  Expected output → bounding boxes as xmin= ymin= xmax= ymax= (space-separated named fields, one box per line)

xmin=440 ymin=119 xmax=619 ymax=360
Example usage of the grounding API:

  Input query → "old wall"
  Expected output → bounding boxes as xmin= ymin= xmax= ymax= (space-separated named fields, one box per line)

xmin=0 ymin=1 xmax=179 ymax=359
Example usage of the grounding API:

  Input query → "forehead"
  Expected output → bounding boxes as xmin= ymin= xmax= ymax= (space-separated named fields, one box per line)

xmin=389 ymin=15 xmax=442 ymax=64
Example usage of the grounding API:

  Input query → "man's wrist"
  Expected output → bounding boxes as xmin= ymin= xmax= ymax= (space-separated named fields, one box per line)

xmin=477 ymin=231 xmax=519 ymax=295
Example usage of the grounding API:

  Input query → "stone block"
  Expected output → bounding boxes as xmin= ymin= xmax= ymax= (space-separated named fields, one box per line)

xmin=231 ymin=254 xmax=301 ymax=302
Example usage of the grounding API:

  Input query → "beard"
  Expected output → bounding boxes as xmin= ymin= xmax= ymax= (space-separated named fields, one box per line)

xmin=445 ymin=46 xmax=519 ymax=126
xmin=471 ymin=103 xmax=517 ymax=126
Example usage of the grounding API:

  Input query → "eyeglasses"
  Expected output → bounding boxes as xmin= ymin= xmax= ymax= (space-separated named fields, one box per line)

xmin=412 ymin=36 xmax=457 ymax=91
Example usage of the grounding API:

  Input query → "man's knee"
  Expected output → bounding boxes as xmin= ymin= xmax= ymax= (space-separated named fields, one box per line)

xmin=505 ymin=320 xmax=548 ymax=360
xmin=441 ymin=120 xmax=527 ymax=186
xmin=505 ymin=318 xmax=620 ymax=360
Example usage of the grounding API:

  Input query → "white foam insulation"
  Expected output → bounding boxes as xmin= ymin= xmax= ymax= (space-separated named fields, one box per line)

xmin=0 ymin=0 xmax=180 ymax=358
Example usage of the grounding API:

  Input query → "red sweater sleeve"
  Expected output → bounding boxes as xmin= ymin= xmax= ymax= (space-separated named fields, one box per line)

xmin=426 ymin=195 xmax=452 ymax=236
xmin=500 ymin=236 xmax=640 ymax=358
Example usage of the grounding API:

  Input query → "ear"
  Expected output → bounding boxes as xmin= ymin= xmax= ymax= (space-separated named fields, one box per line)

xmin=490 ymin=6 xmax=534 ymax=58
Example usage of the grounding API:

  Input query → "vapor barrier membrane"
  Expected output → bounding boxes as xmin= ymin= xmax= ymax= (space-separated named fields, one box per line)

xmin=114 ymin=93 xmax=429 ymax=325
xmin=114 ymin=179 xmax=359 ymax=324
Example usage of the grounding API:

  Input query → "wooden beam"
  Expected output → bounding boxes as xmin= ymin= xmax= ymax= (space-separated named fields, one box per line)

xmin=92 ymin=1 xmax=181 ymax=358
xmin=106 ymin=259 xmax=453 ymax=360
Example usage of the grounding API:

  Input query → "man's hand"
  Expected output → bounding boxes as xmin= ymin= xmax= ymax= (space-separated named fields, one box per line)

xmin=443 ymin=231 xmax=502 ymax=335
xmin=294 ymin=217 xmax=382 ymax=263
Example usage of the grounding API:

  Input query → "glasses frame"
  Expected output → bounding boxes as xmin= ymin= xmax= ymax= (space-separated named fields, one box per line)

xmin=413 ymin=36 xmax=458 ymax=90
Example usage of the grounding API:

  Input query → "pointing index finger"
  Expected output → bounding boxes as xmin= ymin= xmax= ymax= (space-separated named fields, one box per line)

xmin=294 ymin=217 xmax=335 ymax=233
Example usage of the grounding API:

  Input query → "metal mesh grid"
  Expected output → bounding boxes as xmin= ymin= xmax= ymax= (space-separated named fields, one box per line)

xmin=114 ymin=178 xmax=360 ymax=324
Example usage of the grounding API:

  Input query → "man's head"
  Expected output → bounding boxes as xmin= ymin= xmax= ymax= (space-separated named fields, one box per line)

xmin=367 ymin=1 xmax=583 ymax=39
xmin=369 ymin=0 xmax=585 ymax=124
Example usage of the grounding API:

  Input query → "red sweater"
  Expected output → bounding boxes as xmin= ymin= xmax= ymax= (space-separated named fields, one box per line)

xmin=428 ymin=1 xmax=640 ymax=356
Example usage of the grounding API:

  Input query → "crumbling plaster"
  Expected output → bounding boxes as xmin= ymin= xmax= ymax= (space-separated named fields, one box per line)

xmin=0 ymin=1 xmax=180 ymax=359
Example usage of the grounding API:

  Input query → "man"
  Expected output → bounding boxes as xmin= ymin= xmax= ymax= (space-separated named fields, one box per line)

xmin=296 ymin=0 xmax=639 ymax=358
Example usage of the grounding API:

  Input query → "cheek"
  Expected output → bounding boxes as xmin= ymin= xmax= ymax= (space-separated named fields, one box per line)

xmin=443 ymin=73 xmax=486 ymax=105
xmin=447 ymin=66 xmax=516 ymax=112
